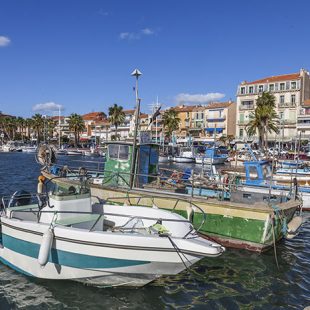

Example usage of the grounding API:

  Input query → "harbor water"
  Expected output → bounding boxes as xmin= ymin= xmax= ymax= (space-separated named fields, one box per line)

xmin=0 ymin=153 xmax=309 ymax=309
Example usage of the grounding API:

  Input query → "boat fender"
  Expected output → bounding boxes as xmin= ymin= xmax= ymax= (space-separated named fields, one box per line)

xmin=38 ymin=228 xmax=54 ymax=266
xmin=186 ymin=205 xmax=194 ymax=223
xmin=286 ymin=216 xmax=303 ymax=239
xmin=37 ymin=175 xmax=45 ymax=194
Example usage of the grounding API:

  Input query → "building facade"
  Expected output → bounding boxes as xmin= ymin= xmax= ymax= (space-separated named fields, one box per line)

xmin=204 ymin=101 xmax=236 ymax=140
xmin=236 ymin=68 xmax=310 ymax=142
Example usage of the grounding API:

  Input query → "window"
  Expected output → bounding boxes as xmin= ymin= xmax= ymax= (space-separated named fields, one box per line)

xmin=239 ymin=128 xmax=244 ymax=137
xmin=269 ymin=84 xmax=274 ymax=92
xmin=108 ymin=144 xmax=129 ymax=161
xmin=279 ymin=112 xmax=284 ymax=119
xmin=291 ymin=81 xmax=297 ymax=89
xmin=258 ymin=85 xmax=264 ymax=92
xmin=240 ymin=87 xmax=245 ymax=94
xmin=249 ymin=86 xmax=254 ymax=94
xmin=280 ymin=83 xmax=285 ymax=91
xmin=280 ymin=95 xmax=285 ymax=104
xmin=291 ymin=94 xmax=296 ymax=103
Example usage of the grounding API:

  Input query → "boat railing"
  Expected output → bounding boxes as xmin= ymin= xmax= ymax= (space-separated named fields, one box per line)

xmin=103 ymin=193 xmax=206 ymax=235
xmin=46 ymin=164 xmax=237 ymax=202
xmin=1 ymin=197 xmax=195 ymax=238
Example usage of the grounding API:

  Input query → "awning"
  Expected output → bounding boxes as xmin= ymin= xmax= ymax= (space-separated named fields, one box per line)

xmin=205 ymin=128 xmax=224 ymax=133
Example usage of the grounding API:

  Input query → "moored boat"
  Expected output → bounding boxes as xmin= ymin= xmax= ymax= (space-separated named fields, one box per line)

xmin=0 ymin=183 xmax=224 ymax=287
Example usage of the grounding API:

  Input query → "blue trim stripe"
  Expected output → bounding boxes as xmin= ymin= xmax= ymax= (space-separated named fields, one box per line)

xmin=0 ymin=256 xmax=33 ymax=277
xmin=2 ymin=234 xmax=149 ymax=269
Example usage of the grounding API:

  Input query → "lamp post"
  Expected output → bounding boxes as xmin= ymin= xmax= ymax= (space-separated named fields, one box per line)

xmin=129 ymin=68 xmax=142 ymax=189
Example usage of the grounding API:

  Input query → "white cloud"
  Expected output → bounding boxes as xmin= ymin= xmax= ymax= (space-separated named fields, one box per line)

xmin=119 ymin=32 xmax=140 ymax=40
xmin=32 ymin=102 xmax=64 ymax=112
xmin=175 ymin=92 xmax=226 ymax=105
xmin=0 ymin=36 xmax=11 ymax=47
xmin=142 ymin=28 xmax=154 ymax=35
xmin=119 ymin=28 xmax=155 ymax=40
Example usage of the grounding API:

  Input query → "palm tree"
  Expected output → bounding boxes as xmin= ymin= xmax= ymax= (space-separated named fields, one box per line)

xmin=32 ymin=114 xmax=44 ymax=144
xmin=108 ymin=104 xmax=125 ymax=140
xmin=68 ymin=113 xmax=85 ymax=147
xmin=162 ymin=109 xmax=181 ymax=139
xmin=218 ymin=135 xmax=228 ymax=146
xmin=246 ymin=92 xmax=279 ymax=150
xmin=16 ymin=117 xmax=26 ymax=142
xmin=25 ymin=118 xmax=34 ymax=141
xmin=0 ymin=117 xmax=17 ymax=141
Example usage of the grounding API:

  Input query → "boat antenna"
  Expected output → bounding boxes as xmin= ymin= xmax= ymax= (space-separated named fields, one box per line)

xmin=129 ymin=69 xmax=142 ymax=189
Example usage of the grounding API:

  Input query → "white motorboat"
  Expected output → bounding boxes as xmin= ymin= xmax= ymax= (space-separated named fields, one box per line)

xmin=66 ymin=149 xmax=83 ymax=156
xmin=0 ymin=184 xmax=224 ymax=287
xmin=159 ymin=155 xmax=171 ymax=163
xmin=174 ymin=149 xmax=195 ymax=163
xmin=22 ymin=146 xmax=37 ymax=153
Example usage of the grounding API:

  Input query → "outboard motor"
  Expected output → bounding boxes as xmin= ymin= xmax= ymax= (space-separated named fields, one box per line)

xmin=8 ymin=190 xmax=32 ymax=208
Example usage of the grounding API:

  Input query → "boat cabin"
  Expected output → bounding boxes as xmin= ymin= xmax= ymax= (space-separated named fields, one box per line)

xmin=104 ymin=142 xmax=159 ymax=188
xmin=243 ymin=160 xmax=272 ymax=186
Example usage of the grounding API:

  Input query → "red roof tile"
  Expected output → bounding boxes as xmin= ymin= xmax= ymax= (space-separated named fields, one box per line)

xmin=243 ymin=73 xmax=300 ymax=85
xmin=171 ymin=105 xmax=197 ymax=112
xmin=82 ymin=112 xmax=107 ymax=120
xmin=205 ymin=101 xmax=234 ymax=109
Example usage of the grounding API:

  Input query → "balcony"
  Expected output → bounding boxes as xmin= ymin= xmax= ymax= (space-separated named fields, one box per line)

xmin=278 ymin=102 xmax=297 ymax=108
xmin=239 ymin=105 xmax=254 ymax=111
xmin=206 ymin=117 xmax=226 ymax=121
xmin=237 ymin=121 xmax=249 ymax=126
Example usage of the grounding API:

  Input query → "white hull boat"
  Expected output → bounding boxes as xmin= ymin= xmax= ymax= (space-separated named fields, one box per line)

xmin=22 ymin=146 xmax=37 ymax=153
xmin=0 ymin=185 xmax=224 ymax=287
xmin=174 ymin=156 xmax=195 ymax=163
xmin=159 ymin=155 xmax=171 ymax=163
xmin=66 ymin=150 xmax=83 ymax=156
xmin=195 ymin=157 xmax=226 ymax=165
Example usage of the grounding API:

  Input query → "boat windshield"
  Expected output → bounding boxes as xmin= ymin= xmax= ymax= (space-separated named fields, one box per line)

xmin=50 ymin=182 xmax=90 ymax=197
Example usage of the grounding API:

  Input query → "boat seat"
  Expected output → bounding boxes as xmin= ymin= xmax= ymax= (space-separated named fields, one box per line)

xmin=7 ymin=204 xmax=39 ymax=218
xmin=55 ymin=214 xmax=103 ymax=226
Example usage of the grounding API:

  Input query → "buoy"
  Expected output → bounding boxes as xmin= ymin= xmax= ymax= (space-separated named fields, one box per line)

xmin=286 ymin=216 xmax=303 ymax=239
xmin=38 ymin=228 xmax=54 ymax=266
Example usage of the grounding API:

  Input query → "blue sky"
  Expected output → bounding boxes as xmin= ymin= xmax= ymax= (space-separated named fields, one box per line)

xmin=1 ymin=0 xmax=310 ymax=118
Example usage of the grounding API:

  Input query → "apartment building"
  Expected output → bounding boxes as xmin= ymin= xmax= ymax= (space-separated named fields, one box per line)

xmin=204 ymin=101 xmax=236 ymax=140
xmin=171 ymin=105 xmax=196 ymax=142
xmin=236 ymin=68 xmax=310 ymax=142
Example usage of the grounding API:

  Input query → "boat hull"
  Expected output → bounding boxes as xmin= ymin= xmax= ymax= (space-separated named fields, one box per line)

xmin=0 ymin=218 xmax=206 ymax=287
xmin=173 ymin=156 xmax=195 ymax=163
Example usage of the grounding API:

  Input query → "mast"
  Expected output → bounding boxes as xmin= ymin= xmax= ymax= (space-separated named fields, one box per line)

xmin=58 ymin=106 xmax=61 ymax=149
xmin=129 ymin=69 xmax=142 ymax=189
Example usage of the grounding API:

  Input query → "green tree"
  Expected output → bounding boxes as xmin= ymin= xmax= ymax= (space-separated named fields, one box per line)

xmin=16 ymin=117 xmax=26 ymax=142
xmin=32 ymin=114 xmax=44 ymax=144
xmin=0 ymin=117 xmax=17 ymax=141
xmin=162 ymin=109 xmax=181 ymax=139
xmin=246 ymin=92 xmax=278 ymax=150
xmin=25 ymin=118 xmax=34 ymax=140
xmin=68 ymin=113 xmax=85 ymax=147
xmin=108 ymin=104 xmax=125 ymax=140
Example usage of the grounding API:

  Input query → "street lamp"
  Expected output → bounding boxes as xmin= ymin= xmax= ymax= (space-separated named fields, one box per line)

xmin=129 ymin=68 xmax=142 ymax=189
